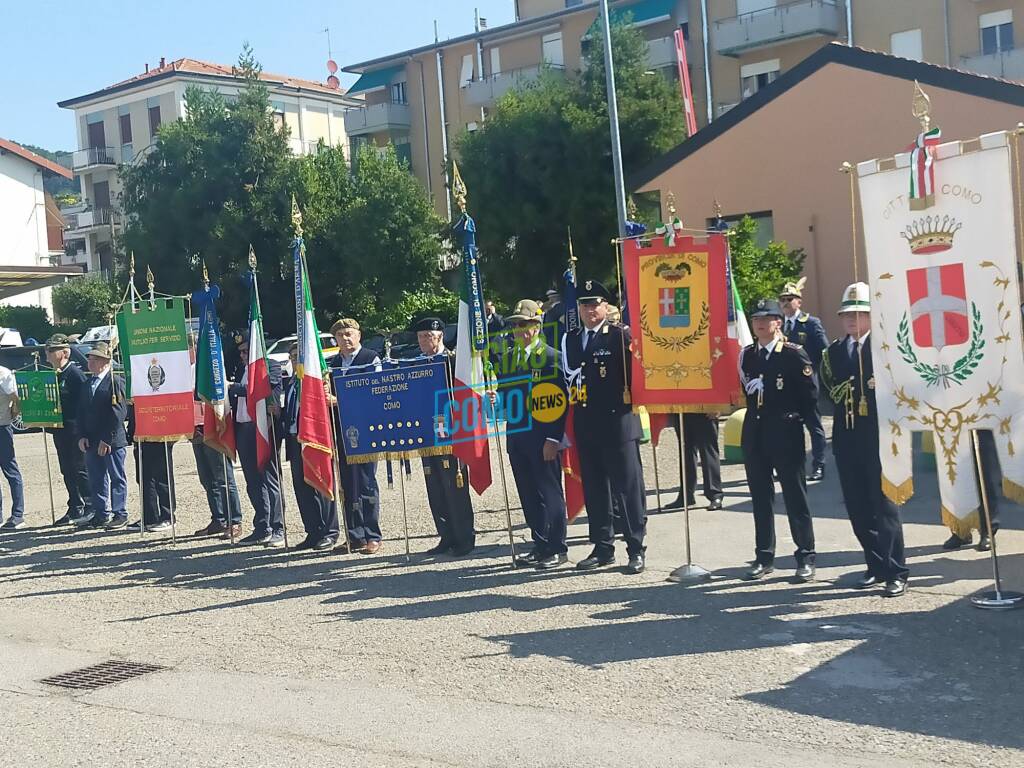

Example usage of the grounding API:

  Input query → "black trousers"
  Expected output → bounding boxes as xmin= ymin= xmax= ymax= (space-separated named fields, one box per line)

xmin=421 ymin=455 xmax=474 ymax=549
xmin=806 ymin=392 xmax=826 ymax=469
xmin=236 ymin=421 xmax=283 ymax=535
xmin=744 ymin=430 xmax=815 ymax=567
xmin=577 ymin=435 xmax=646 ymax=557
xmin=285 ymin=436 xmax=338 ymax=541
xmin=51 ymin=421 xmax=90 ymax=516
xmin=674 ymin=414 xmax=723 ymax=502
xmin=508 ymin=440 xmax=567 ymax=557
xmin=133 ymin=441 xmax=174 ymax=524
xmin=835 ymin=443 xmax=908 ymax=582
xmin=340 ymin=456 xmax=381 ymax=544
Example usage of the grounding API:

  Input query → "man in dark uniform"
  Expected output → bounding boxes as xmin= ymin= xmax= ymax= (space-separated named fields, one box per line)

xmin=126 ymin=405 xmax=174 ymax=532
xmin=414 ymin=317 xmax=475 ymax=557
xmin=542 ymin=289 xmax=565 ymax=351
xmin=779 ymin=279 xmax=829 ymax=481
xmin=492 ymin=299 xmax=569 ymax=569
xmin=665 ymin=413 xmax=724 ymax=510
xmin=740 ymin=299 xmax=818 ymax=582
xmin=562 ymin=280 xmax=647 ymax=574
xmin=329 ymin=318 xmax=382 ymax=554
xmin=821 ymin=282 xmax=908 ymax=597
xmin=44 ymin=334 xmax=92 ymax=526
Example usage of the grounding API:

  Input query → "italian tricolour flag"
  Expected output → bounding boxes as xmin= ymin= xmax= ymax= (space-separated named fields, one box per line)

xmin=246 ymin=272 xmax=273 ymax=471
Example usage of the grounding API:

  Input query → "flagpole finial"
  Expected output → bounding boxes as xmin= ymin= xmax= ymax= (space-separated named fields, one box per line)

xmin=912 ymin=80 xmax=931 ymax=132
xmin=713 ymin=198 xmax=723 ymax=218
xmin=248 ymin=244 xmax=257 ymax=271
xmin=129 ymin=251 xmax=136 ymax=278
xmin=567 ymin=225 xmax=577 ymax=268
xmin=291 ymin=195 xmax=303 ymax=238
xmin=666 ymin=191 xmax=677 ymax=218
xmin=146 ymin=265 xmax=155 ymax=291
xmin=451 ymin=159 xmax=468 ymax=214
xmin=202 ymin=260 xmax=210 ymax=289
xmin=627 ymin=196 xmax=638 ymax=220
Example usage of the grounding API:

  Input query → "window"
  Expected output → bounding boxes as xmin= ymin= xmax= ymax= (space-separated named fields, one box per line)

xmin=490 ymin=47 xmax=501 ymax=77
xmin=981 ymin=10 xmax=1014 ymax=55
xmin=467 ymin=121 xmax=479 ymax=132
xmin=890 ymin=28 xmax=923 ymax=61
xmin=460 ymin=54 xmax=474 ymax=87
xmin=86 ymin=118 xmax=106 ymax=150
xmin=271 ymin=101 xmax=285 ymax=129
xmin=542 ymin=32 xmax=564 ymax=67
xmin=565 ymin=0 xmax=583 ymax=7
xmin=118 ymin=111 xmax=132 ymax=145
xmin=391 ymin=81 xmax=408 ymax=104
xmin=737 ymin=0 xmax=776 ymax=16
xmin=740 ymin=59 xmax=779 ymax=99
xmin=148 ymin=105 xmax=162 ymax=137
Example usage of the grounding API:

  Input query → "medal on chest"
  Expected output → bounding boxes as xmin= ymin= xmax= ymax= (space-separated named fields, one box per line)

xmin=776 ymin=374 xmax=784 ymax=391
xmin=599 ymin=362 xmax=607 ymax=378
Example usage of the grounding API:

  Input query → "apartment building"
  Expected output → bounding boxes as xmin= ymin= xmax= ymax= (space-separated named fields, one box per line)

xmin=344 ymin=0 xmax=1024 ymax=217
xmin=57 ymin=58 xmax=359 ymax=276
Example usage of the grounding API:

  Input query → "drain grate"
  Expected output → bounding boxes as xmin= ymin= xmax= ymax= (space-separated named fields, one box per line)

xmin=39 ymin=660 xmax=166 ymax=691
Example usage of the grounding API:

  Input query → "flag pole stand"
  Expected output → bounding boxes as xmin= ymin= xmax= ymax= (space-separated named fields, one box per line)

xmin=398 ymin=453 xmax=411 ymax=563
xmin=668 ymin=419 xmax=710 ymax=584
xmin=969 ymin=429 xmax=1022 ymax=610
xmin=41 ymin=428 xmax=56 ymax=526
xmin=222 ymin=453 xmax=235 ymax=546
xmin=164 ymin=441 xmax=177 ymax=546
xmin=650 ymin=434 xmax=663 ymax=519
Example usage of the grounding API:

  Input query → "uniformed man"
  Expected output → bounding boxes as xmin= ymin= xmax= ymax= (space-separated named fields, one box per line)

xmin=493 ymin=299 xmax=569 ymax=569
xmin=821 ymin=282 xmax=908 ymax=597
xmin=562 ymin=280 xmax=647 ymax=574
xmin=44 ymin=334 xmax=91 ymax=526
xmin=330 ymin=318 xmax=382 ymax=554
xmin=779 ymin=279 xmax=829 ymax=481
xmin=739 ymin=299 xmax=817 ymax=582
xmin=665 ymin=413 xmax=724 ymax=511
xmin=414 ymin=317 xmax=475 ymax=557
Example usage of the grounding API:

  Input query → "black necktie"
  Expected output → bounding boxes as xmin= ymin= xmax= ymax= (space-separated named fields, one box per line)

xmin=584 ymin=331 xmax=593 ymax=350
xmin=850 ymin=340 xmax=859 ymax=363
xmin=759 ymin=347 xmax=769 ymax=362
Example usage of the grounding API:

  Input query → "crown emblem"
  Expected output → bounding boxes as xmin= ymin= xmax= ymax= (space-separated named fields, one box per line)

xmin=654 ymin=261 xmax=693 ymax=282
xmin=900 ymin=215 xmax=961 ymax=254
xmin=345 ymin=424 xmax=359 ymax=450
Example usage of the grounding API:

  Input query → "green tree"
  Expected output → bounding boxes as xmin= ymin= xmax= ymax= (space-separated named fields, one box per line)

xmin=51 ymin=275 xmax=118 ymax=329
xmin=456 ymin=19 xmax=685 ymax=302
xmin=727 ymin=216 xmax=806 ymax=312
xmin=0 ymin=306 xmax=54 ymax=343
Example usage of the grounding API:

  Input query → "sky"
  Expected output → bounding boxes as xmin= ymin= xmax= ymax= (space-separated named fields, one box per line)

xmin=1 ymin=0 xmax=517 ymax=151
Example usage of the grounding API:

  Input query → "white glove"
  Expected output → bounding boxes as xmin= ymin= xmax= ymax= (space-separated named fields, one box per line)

xmin=744 ymin=377 xmax=764 ymax=396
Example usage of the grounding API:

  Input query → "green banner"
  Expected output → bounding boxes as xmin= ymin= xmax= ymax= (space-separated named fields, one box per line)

xmin=15 ymin=370 xmax=62 ymax=428
xmin=117 ymin=298 xmax=189 ymax=399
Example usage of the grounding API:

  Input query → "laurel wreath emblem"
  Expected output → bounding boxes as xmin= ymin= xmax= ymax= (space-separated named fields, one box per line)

xmin=896 ymin=302 xmax=984 ymax=387
xmin=639 ymin=302 xmax=710 ymax=352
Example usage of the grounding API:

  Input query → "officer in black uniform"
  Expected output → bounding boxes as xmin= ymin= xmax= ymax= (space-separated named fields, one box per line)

xmin=492 ymin=298 xmax=569 ymax=570
xmin=413 ymin=317 xmax=476 ymax=557
xmin=44 ymin=334 xmax=91 ymax=526
xmin=779 ymin=279 xmax=829 ymax=481
xmin=821 ymin=282 xmax=908 ymax=597
xmin=665 ymin=413 xmax=724 ymax=510
xmin=740 ymin=298 xmax=818 ymax=582
xmin=562 ymin=280 xmax=647 ymax=574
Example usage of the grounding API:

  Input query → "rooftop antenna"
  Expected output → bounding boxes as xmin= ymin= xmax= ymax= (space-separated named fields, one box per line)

xmin=434 ymin=20 xmax=439 ymax=43
xmin=323 ymin=26 xmax=339 ymax=88
xmin=322 ymin=26 xmax=333 ymax=60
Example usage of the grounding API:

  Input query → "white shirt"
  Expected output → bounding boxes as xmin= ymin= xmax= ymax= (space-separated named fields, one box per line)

xmin=0 ymin=366 xmax=16 ymax=426
xmin=846 ymin=330 xmax=870 ymax=357
xmin=582 ymin=320 xmax=606 ymax=349
xmin=90 ymin=367 xmax=110 ymax=394
xmin=236 ymin=369 xmax=251 ymax=423
xmin=339 ymin=344 xmax=383 ymax=373
xmin=757 ymin=338 xmax=779 ymax=361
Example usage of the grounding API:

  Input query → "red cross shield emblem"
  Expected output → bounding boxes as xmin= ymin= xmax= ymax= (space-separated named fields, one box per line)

xmin=905 ymin=263 xmax=969 ymax=350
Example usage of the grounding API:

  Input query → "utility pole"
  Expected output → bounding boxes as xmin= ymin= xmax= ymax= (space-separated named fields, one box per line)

xmin=599 ymin=0 xmax=627 ymax=240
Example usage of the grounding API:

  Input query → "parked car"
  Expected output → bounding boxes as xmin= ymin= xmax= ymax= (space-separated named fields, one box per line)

xmin=80 ymin=325 xmax=118 ymax=348
xmin=0 ymin=328 xmax=23 ymax=347
xmin=267 ymin=333 xmax=339 ymax=376
xmin=0 ymin=344 xmax=91 ymax=373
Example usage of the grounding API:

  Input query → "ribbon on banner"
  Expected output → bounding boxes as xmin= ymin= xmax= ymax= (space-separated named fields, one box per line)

xmin=908 ymin=126 xmax=941 ymax=210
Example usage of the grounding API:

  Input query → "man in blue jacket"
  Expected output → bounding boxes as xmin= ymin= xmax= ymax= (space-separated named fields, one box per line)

xmin=75 ymin=343 xmax=129 ymax=529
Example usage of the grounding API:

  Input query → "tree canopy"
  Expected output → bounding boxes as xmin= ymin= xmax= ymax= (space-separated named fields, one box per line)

xmin=727 ymin=216 xmax=806 ymax=311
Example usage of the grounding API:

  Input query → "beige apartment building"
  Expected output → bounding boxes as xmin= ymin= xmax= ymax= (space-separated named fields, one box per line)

xmin=57 ymin=59 xmax=358 ymax=276
xmin=344 ymin=0 xmax=1024 ymax=216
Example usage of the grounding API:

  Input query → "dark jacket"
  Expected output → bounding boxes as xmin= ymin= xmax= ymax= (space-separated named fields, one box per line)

xmin=77 ymin=370 xmax=128 ymax=449
xmin=782 ymin=311 xmax=829 ymax=367
xmin=56 ymin=360 xmax=88 ymax=424
xmin=740 ymin=339 xmax=818 ymax=461
xmin=228 ymin=357 xmax=284 ymax=424
xmin=491 ymin=340 xmax=567 ymax=451
xmin=821 ymin=334 xmax=879 ymax=458
xmin=562 ymin=321 xmax=641 ymax=444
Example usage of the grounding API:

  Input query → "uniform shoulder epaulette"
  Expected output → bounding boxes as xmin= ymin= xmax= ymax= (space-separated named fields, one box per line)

xmin=797 ymin=312 xmax=810 ymax=322
xmin=782 ymin=341 xmax=802 ymax=350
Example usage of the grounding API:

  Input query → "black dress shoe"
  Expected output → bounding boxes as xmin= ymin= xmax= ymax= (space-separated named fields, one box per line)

xmin=663 ymin=495 xmax=685 ymax=510
xmin=744 ymin=563 xmax=774 ymax=580
xmin=807 ymin=465 xmax=825 ymax=482
xmin=104 ymin=515 xmax=129 ymax=530
xmin=449 ymin=543 xmax=475 ymax=557
xmin=239 ymin=531 xmax=271 ymax=545
xmin=576 ymin=551 xmax=616 ymax=570
xmin=707 ymin=497 xmax=723 ymax=511
xmin=515 ymin=549 xmax=542 ymax=566
xmin=626 ymin=553 xmax=645 ymax=574
xmin=53 ymin=514 xmax=73 ymax=527
xmin=794 ymin=563 xmax=816 ymax=583
xmin=313 ymin=536 xmax=337 ymax=551
xmin=293 ymin=537 xmax=317 ymax=551
xmin=883 ymin=579 xmax=908 ymax=598
xmin=854 ymin=572 xmax=880 ymax=590
xmin=535 ymin=553 xmax=568 ymax=570
xmin=977 ymin=534 xmax=992 ymax=552
xmin=425 ymin=541 xmax=452 ymax=556
xmin=942 ymin=532 xmax=972 ymax=550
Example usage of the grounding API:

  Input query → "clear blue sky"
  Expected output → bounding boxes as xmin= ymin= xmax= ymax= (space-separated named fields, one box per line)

xmin=1 ymin=0 xmax=516 ymax=151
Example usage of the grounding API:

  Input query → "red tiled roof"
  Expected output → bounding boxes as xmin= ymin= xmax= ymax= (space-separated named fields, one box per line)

xmin=0 ymin=138 xmax=72 ymax=179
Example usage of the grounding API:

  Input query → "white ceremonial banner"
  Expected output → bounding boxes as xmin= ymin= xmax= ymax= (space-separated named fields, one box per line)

xmin=857 ymin=131 xmax=1024 ymax=535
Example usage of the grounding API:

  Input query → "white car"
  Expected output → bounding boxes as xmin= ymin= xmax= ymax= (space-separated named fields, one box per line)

xmin=267 ymin=333 xmax=339 ymax=376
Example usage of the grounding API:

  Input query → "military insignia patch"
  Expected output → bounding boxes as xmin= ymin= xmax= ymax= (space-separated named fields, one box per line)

xmin=776 ymin=374 xmax=785 ymax=390
xmin=803 ymin=365 xmax=813 ymax=377
xmin=345 ymin=424 xmax=359 ymax=450
xmin=585 ymin=280 xmax=593 ymax=290
xmin=147 ymin=357 xmax=166 ymax=392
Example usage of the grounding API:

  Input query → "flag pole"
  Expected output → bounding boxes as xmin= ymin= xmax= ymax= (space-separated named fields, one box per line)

xmin=164 ymin=441 xmax=177 ymax=545
xmin=668 ymin=421 xmax=710 ymax=583
xmin=222 ymin=453 xmax=235 ymax=545
xmin=398 ymin=451 xmax=411 ymax=562
xmin=327 ymin=371 xmax=353 ymax=555
xmin=32 ymin=352 xmax=57 ymax=526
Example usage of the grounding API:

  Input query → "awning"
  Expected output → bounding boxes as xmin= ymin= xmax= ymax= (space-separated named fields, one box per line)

xmin=0 ymin=265 xmax=84 ymax=300
xmin=584 ymin=0 xmax=677 ymax=37
xmin=346 ymin=65 xmax=404 ymax=95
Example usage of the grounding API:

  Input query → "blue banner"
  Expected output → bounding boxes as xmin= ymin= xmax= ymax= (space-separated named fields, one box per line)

xmin=332 ymin=361 xmax=452 ymax=463
xmin=454 ymin=213 xmax=487 ymax=352
xmin=563 ymin=268 xmax=579 ymax=334
xmin=191 ymin=283 xmax=226 ymax=404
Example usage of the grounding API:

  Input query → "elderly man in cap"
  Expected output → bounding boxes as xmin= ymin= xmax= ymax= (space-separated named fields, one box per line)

xmin=413 ymin=316 xmax=475 ymax=556
xmin=329 ymin=318 xmax=383 ymax=553
xmin=0 ymin=362 xmax=24 ymax=530
xmin=739 ymin=299 xmax=818 ymax=582
xmin=76 ymin=342 xmax=129 ymax=529
xmin=45 ymin=334 xmax=92 ymax=526
xmin=492 ymin=299 xmax=569 ymax=569
xmin=562 ymin=279 xmax=647 ymax=574
xmin=821 ymin=282 xmax=908 ymax=597
xmin=779 ymin=278 xmax=829 ymax=481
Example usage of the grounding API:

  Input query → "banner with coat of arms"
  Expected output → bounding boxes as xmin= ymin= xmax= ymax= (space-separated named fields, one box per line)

xmin=857 ymin=130 xmax=1024 ymax=534
xmin=623 ymin=233 xmax=739 ymax=412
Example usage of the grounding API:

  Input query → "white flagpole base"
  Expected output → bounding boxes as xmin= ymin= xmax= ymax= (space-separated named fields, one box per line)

xmin=667 ymin=563 xmax=711 ymax=584
xmin=971 ymin=591 xmax=1024 ymax=610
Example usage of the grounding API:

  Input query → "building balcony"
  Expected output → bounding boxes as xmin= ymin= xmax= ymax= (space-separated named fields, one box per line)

xmin=71 ymin=145 xmax=122 ymax=171
xmin=712 ymin=0 xmax=844 ymax=57
xmin=343 ymin=102 xmax=412 ymax=137
xmin=645 ymin=35 xmax=695 ymax=70
xmin=462 ymin=64 xmax=565 ymax=108
xmin=66 ymin=207 xmax=120 ymax=234
xmin=960 ymin=48 xmax=1024 ymax=82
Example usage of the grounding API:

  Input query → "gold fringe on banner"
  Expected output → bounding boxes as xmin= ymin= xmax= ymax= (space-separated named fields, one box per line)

xmin=881 ymin=474 xmax=914 ymax=505
xmin=639 ymin=403 xmax=733 ymax=415
xmin=1002 ymin=476 xmax=1024 ymax=505
xmin=344 ymin=445 xmax=453 ymax=465
xmin=942 ymin=505 xmax=980 ymax=540
xmin=134 ymin=434 xmax=192 ymax=444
